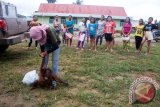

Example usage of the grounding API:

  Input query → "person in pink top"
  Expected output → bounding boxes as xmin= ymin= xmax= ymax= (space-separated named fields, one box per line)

xmin=103 ymin=16 xmax=115 ymax=52
xmin=121 ymin=17 xmax=132 ymax=52
xmin=112 ymin=21 xmax=116 ymax=46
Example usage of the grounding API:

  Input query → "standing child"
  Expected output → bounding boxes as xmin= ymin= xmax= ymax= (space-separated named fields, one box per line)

xmin=96 ymin=15 xmax=105 ymax=46
xmin=86 ymin=16 xmax=92 ymax=44
xmin=103 ymin=16 xmax=115 ymax=52
xmin=27 ymin=16 xmax=39 ymax=49
xmin=112 ymin=21 xmax=116 ymax=47
xmin=77 ymin=18 xmax=87 ymax=50
xmin=135 ymin=19 xmax=144 ymax=53
xmin=121 ymin=17 xmax=132 ymax=52
xmin=88 ymin=17 xmax=97 ymax=51
xmin=65 ymin=15 xmax=74 ymax=46
xmin=140 ymin=17 xmax=157 ymax=55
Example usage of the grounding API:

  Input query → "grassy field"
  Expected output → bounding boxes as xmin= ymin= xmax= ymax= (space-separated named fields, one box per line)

xmin=0 ymin=39 xmax=160 ymax=107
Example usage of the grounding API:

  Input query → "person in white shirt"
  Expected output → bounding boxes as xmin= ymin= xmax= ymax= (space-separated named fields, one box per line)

xmin=86 ymin=16 xmax=92 ymax=43
xmin=76 ymin=18 xmax=87 ymax=50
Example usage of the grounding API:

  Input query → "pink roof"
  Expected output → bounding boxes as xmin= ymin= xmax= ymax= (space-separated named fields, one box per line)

xmin=38 ymin=4 xmax=127 ymax=17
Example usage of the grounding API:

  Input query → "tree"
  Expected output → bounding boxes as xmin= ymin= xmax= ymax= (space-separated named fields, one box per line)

xmin=73 ymin=0 xmax=83 ymax=5
xmin=47 ymin=0 xmax=57 ymax=3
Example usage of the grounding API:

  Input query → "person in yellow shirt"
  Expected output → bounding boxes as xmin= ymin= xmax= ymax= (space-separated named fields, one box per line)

xmin=135 ymin=19 xmax=144 ymax=53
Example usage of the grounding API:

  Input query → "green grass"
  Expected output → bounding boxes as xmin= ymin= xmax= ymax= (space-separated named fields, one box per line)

xmin=0 ymin=39 xmax=160 ymax=107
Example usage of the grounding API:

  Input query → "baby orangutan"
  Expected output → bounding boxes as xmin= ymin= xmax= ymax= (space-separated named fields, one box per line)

xmin=31 ymin=58 xmax=68 ymax=90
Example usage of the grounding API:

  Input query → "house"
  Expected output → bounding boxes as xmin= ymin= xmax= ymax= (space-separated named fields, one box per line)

xmin=34 ymin=3 xmax=128 ymax=31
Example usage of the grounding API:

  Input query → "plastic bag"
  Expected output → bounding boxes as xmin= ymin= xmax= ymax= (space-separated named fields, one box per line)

xmin=79 ymin=34 xmax=85 ymax=42
xmin=66 ymin=33 xmax=73 ymax=39
xmin=22 ymin=70 xmax=39 ymax=85
xmin=122 ymin=36 xmax=130 ymax=41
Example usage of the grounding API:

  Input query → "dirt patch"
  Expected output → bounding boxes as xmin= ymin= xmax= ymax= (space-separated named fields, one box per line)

xmin=129 ymin=73 xmax=143 ymax=80
xmin=15 ymin=67 xmax=29 ymax=74
xmin=0 ymin=83 xmax=5 ymax=95
xmin=118 ymin=56 xmax=129 ymax=60
xmin=68 ymin=75 xmax=97 ymax=96
xmin=0 ymin=94 xmax=34 ymax=107
xmin=129 ymin=71 xmax=158 ymax=80
xmin=121 ymin=71 xmax=160 ymax=87
xmin=72 ymin=75 xmax=89 ymax=81
xmin=68 ymin=88 xmax=79 ymax=96
xmin=142 ymin=71 xmax=158 ymax=79
xmin=84 ymin=88 xmax=102 ymax=97
xmin=106 ymin=76 xmax=124 ymax=83
xmin=76 ymin=78 xmax=95 ymax=89
xmin=54 ymin=99 xmax=87 ymax=107
xmin=70 ymin=75 xmax=94 ymax=88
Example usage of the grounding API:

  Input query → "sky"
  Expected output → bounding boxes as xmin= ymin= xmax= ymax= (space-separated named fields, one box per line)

xmin=4 ymin=0 xmax=160 ymax=20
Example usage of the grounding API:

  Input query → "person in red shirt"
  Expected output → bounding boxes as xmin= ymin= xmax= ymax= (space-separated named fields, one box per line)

xmin=112 ymin=21 xmax=116 ymax=46
xmin=103 ymin=16 xmax=115 ymax=52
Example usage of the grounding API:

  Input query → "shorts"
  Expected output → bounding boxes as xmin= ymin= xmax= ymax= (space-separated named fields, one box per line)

xmin=105 ymin=33 xmax=113 ymax=42
xmin=90 ymin=35 xmax=96 ymax=39
xmin=145 ymin=31 xmax=153 ymax=40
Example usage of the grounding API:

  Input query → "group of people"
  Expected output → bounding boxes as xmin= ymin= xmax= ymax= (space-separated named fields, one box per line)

xmin=61 ymin=15 xmax=159 ymax=55
xmin=28 ymin=15 xmax=159 ymax=88
xmin=135 ymin=17 xmax=159 ymax=54
xmin=28 ymin=15 xmax=159 ymax=55
xmin=61 ymin=15 xmax=117 ymax=52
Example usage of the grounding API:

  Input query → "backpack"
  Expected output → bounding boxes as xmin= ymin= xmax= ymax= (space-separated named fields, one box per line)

xmin=46 ymin=27 xmax=61 ymax=45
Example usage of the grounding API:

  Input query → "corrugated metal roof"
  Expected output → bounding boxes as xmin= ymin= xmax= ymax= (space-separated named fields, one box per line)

xmin=38 ymin=3 xmax=127 ymax=17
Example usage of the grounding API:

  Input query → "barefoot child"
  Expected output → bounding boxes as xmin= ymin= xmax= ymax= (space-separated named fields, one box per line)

xmin=112 ymin=21 xmax=116 ymax=47
xmin=140 ymin=17 xmax=157 ymax=55
xmin=135 ymin=19 xmax=144 ymax=53
xmin=96 ymin=15 xmax=105 ymax=46
xmin=77 ymin=18 xmax=87 ymax=50
xmin=86 ymin=16 xmax=92 ymax=44
xmin=122 ymin=17 xmax=132 ymax=52
xmin=88 ymin=17 xmax=97 ymax=51
xmin=27 ymin=16 xmax=39 ymax=49
xmin=103 ymin=16 xmax=115 ymax=52
xmin=66 ymin=15 xmax=74 ymax=46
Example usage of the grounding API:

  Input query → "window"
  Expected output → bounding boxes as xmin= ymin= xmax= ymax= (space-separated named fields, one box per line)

xmin=3 ymin=5 xmax=17 ymax=18
xmin=5 ymin=5 xmax=9 ymax=16
xmin=49 ymin=16 xmax=54 ymax=24
xmin=86 ymin=17 xmax=89 ymax=21
xmin=120 ymin=19 xmax=125 ymax=26
xmin=73 ymin=17 xmax=77 ymax=24
xmin=8 ymin=6 xmax=17 ymax=18
xmin=95 ymin=18 xmax=99 ymax=24
xmin=61 ymin=17 xmax=66 ymax=24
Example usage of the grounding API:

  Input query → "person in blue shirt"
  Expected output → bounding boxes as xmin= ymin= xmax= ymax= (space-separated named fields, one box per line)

xmin=88 ymin=17 xmax=97 ymax=51
xmin=65 ymin=15 xmax=74 ymax=46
